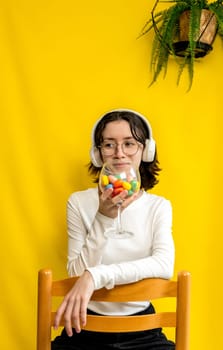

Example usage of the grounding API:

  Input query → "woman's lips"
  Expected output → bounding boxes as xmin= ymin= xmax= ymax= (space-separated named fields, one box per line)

xmin=112 ymin=163 xmax=131 ymax=170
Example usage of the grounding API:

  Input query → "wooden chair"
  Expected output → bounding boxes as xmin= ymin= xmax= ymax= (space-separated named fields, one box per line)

xmin=37 ymin=269 xmax=191 ymax=350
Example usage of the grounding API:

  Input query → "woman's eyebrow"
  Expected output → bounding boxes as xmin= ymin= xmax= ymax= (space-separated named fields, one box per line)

xmin=103 ymin=137 xmax=135 ymax=141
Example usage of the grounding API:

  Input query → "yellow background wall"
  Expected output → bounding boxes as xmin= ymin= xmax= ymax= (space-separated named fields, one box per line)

xmin=0 ymin=1 xmax=222 ymax=349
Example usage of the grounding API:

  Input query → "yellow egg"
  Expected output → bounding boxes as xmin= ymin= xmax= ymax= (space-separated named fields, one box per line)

xmin=102 ymin=175 xmax=109 ymax=186
xmin=135 ymin=181 xmax=140 ymax=191
xmin=122 ymin=181 xmax=131 ymax=190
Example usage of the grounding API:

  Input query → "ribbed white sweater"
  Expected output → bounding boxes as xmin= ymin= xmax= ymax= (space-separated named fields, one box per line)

xmin=67 ymin=188 xmax=174 ymax=315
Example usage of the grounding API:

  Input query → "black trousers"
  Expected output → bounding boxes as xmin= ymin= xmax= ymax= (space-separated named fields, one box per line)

xmin=51 ymin=304 xmax=175 ymax=350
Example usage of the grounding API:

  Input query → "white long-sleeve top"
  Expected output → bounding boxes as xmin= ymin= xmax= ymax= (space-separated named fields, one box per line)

xmin=67 ymin=187 xmax=175 ymax=315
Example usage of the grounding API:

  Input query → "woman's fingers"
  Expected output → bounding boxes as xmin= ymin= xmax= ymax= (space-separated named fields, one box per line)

xmin=55 ymin=296 xmax=85 ymax=336
xmin=54 ymin=271 xmax=94 ymax=336
xmin=54 ymin=292 xmax=75 ymax=336
xmin=54 ymin=298 xmax=68 ymax=330
xmin=68 ymin=298 xmax=81 ymax=333
xmin=113 ymin=190 xmax=128 ymax=206
xmin=63 ymin=294 xmax=78 ymax=336
xmin=79 ymin=297 xmax=88 ymax=327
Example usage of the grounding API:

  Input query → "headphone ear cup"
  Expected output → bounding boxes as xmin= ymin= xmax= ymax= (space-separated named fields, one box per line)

xmin=90 ymin=147 xmax=103 ymax=167
xmin=142 ymin=138 xmax=156 ymax=162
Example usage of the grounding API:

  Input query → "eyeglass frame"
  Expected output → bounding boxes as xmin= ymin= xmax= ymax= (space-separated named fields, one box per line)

xmin=98 ymin=139 xmax=143 ymax=157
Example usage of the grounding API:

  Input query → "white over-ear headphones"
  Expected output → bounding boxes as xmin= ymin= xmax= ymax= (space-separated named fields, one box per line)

xmin=90 ymin=108 xmax=156 ymax=167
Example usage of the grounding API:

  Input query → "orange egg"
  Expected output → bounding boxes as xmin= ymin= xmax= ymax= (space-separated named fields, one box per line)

xmin=113 ymin=180 xmax=123 ymax=188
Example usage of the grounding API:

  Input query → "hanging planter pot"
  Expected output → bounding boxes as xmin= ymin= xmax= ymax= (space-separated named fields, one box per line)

xmin=139 ymin=0 xmax=223 ymax=90
xmin=173 ymin=9 xmax=218 ymax=58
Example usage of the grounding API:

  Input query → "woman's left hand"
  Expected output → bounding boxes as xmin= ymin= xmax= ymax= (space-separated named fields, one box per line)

xmin=54 ymin=270 xmax=94 ymax=336
xmin=98 ymin=186 xmax=139 ymax=218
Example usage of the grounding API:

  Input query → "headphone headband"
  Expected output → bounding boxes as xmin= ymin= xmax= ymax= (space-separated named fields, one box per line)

xmin=91 ymin=108 xmax=153 ymax=145
xmin=90 ymin=108 xmax=156 ymax=167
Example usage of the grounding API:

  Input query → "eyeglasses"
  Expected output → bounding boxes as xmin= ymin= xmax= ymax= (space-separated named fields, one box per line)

xmin=99 ymin=140 xmax=141 ymax=156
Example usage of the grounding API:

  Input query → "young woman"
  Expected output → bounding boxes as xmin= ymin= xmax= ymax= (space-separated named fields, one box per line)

xmin=52 ymin=109 xmax=175 ymax=349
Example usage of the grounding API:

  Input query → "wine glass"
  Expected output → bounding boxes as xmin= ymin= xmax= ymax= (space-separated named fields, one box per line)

xmin=99 ymin=163 xmax=141 ymax=239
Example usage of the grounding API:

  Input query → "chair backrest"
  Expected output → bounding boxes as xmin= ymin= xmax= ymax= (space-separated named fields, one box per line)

xmin=37 ymin=269 xmax=191 ymax=350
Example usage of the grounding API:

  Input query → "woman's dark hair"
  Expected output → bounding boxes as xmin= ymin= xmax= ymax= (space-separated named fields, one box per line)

xmin=88 ymin=110 xmax=161 ymax=190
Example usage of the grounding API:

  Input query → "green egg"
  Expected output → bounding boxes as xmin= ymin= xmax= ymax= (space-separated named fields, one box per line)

xmin=130 ymin=180 xmax=137 ymax=191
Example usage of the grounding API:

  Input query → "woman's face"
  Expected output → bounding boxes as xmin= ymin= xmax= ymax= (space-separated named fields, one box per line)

xmin=100 ymin=120 xmax=143 ymax=171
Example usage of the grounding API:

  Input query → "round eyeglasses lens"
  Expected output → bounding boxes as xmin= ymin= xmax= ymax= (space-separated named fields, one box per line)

xmin=101 ymin=141 xmax=139 ymax=156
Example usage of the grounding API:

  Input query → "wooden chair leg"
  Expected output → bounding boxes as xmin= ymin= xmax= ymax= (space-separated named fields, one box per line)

xmin=37 ymin=269 xmax=52 ymax=350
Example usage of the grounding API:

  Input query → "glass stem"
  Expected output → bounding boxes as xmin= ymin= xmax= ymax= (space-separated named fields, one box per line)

xmin=117 ymin=205 xmax=122 ymax=234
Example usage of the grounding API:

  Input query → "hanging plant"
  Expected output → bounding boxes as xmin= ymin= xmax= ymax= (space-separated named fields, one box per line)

xmin=139 ymin=0 xmax=223 ymax=90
